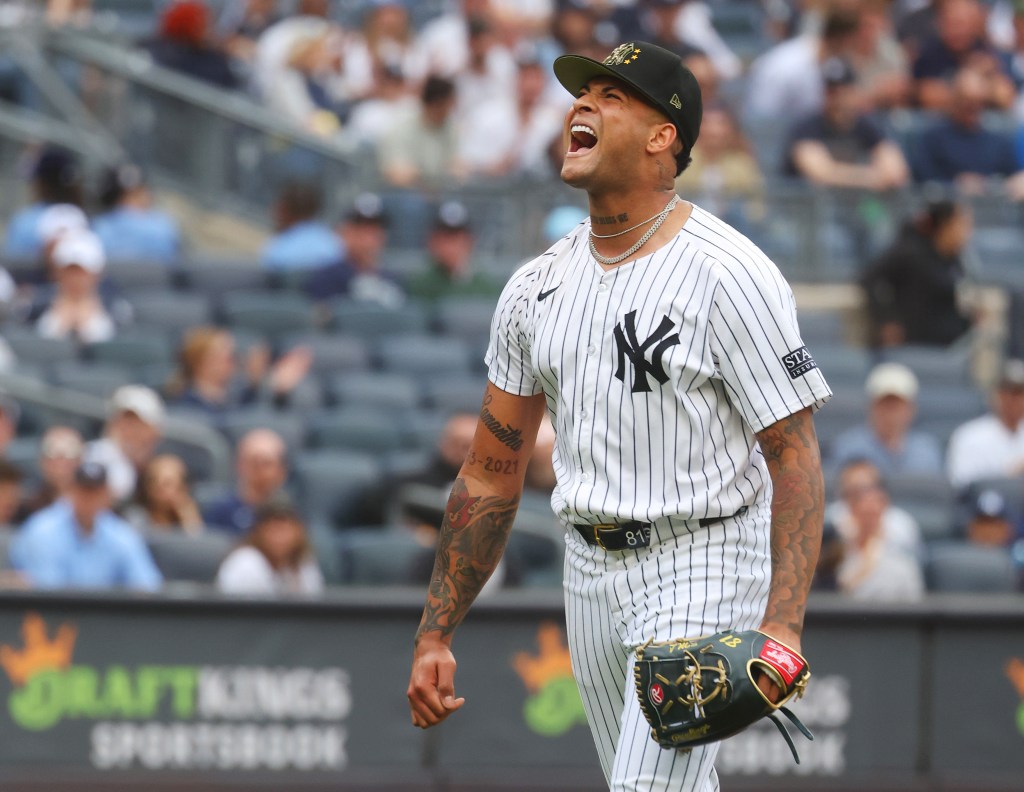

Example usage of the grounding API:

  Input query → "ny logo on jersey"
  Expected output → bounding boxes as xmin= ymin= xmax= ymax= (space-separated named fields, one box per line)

xmin=613 ymin=310 xmax=680 ymax=393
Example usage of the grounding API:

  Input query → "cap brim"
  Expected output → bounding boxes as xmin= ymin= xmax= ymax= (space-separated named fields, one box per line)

xmin=553 ymin=54 xmax=668 ymax=124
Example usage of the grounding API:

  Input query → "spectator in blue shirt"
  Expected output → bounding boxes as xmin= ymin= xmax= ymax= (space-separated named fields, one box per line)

xmin=914 ymin=67 xmax=1023 ymax=192
xmin=261 ymin=181 xmax=344 ymax=273
xmin=3 ymin=146 xmax=84 ymax=259
xmin=827 ymin=363 xmax=945 ymax=481
xmin=93 ymin=164 xmax=182 ymax=265
xmin=9 ymin=462 xmax=162 ymax=591
xmin=202 ymin=429 xmax=290 ymax=535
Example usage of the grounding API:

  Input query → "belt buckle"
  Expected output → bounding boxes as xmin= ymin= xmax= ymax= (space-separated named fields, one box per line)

xmin=591 ymin=523 xmax=616 ymax=550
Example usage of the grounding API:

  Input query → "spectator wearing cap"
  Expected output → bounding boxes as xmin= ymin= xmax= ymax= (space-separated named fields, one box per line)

xmin=379 ymin=75 xmax=464 ymax=189
xmin=912 ymin=0 xmax=1014 ymax=111
xmin=203 ymin=428 xmax=290 ymax=536
xmin=947 ymin=359 xmax=1024 ymax=488
xmin=261 ymin=181 xmax=345 ymax=273
xmin=92 ymin=164 xmax=182 ymax=265
xmin=913 ymin=66 xmax=1024 ymax=197
xmin=827 ymin=363 xmax=944 ymax=480
xmin=144 ymin=0 xmax=239 ymax=90
xmin=33 ymin=230 xmax=118 ymax=344
xmin=410 ymin=0 xmax=507 ymax=81
xmin=9 ymin=461 xmax=162 ymax=591
xmin=784 ymin=56 xmax=909 ymax=191
xmin=405 ymin=201 xmax=502 ymax=303
xmin=304 ymin=192 xmax=405 ymax=308
xmin=84 ymin=385 xmax=166 ymax=504
xmin=21 ymin=426 xmax=83 ymax=516
xmin=861 ymin=199 xmax=973 ymax=348
xmin=3 ymin=146 xmax=83 ymax=259
xmin=964 ymin=487 xmax=1018 ymax=548
xmin=215 ymin=497 xmax=323 ymax=596
xmin=821 ymin=459 xmax=925 ymax=601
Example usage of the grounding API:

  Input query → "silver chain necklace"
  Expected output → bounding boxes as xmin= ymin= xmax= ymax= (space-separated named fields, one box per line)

xmin=590 ymin=195 xmax=680 ymax=238
xmin=588 ymin=194 xmax=679 ymax=266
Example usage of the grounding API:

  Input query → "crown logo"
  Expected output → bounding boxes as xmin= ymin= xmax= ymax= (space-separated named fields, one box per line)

xmin=670 ymin=93 xmax=682 ymax=109
xmin=513 ymin=622 xmax=574 ymax=693
xmin=0 ymin=613 xmax=77 ymax=687
xmin=604 ymin=43 xmax=641 ymax=67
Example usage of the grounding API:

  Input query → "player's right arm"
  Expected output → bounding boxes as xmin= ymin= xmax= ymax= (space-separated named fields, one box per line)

xmin=408 ymin=382 xmax=547 ymax=729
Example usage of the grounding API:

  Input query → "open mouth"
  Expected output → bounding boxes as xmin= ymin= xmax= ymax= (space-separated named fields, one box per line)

xmin=568 ymin=123 xmax=598 ymax=154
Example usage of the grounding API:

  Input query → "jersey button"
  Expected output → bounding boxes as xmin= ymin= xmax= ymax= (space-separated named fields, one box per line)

xmin=597 ymin=283 xmax=608 ymax=292
xmin=580 ymin=409 xmax=588 ymax=419
xmin=587 ymin=345 xmax=596 ymax=355
xmin=580 ymin=472 xmax=590 ymax=481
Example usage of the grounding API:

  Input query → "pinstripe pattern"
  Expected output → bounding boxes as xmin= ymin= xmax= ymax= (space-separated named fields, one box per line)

xmin=485 ymin=204 xmax=831 ymax=790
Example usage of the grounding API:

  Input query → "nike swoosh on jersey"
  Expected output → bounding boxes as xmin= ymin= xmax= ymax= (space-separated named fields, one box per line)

xmin=538 ymin=286 xmax=559 ymax=301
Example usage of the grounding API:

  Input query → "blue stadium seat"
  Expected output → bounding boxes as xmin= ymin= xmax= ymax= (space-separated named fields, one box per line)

xmin=421 ymin=375 xmax=487 ymax=413
xmin=377 ymin=334 xmax=472 ymax=378
xmin=219 ymin=407 xmax=308 ymax=451
xmin=180 ymin=256 xmax=267 ymax=294
xmin=336 ymin=527 xmax=429 ymax=585
xmin=293 ymin=449 xmax=382 ymax=529
xmin=2 ymin=329 xmax=79 ymax=366
xmin=146 ymin=530 xmax=235 ymax=584
xmin=51 ymin=362 xmax=133 ymax=399
xmin=331 ymin=299 xmax=430 ymax=339
xmin=127 ymin=291 xmax=212 ymax=335
xmin=222 ymin=291 xmax=315 ymax=339
xmin=86 ymin=332 xmax=175 ymax=368
xmin=330 ymin=371 xmax=422 ymax=410
xmin=104 ymin=260 xmax=174 ymax=291
xmin=281 ymin=333 xmax=370 ymax=377
xmin=309 ymin=407 xmax=409 ymax=454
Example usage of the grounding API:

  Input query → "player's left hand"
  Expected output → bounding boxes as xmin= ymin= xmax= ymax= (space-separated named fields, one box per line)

xmin=753 ymin=622 xmax=802 ymax=704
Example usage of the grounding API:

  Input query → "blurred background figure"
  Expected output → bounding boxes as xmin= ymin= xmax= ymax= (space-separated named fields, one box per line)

xmin=676 ymin=103 xmax=764 ymax=229
xmin=4 ymin=146 xmax=83 ymax=258
xmin=406 ymin=200 xmax=501 ymax=303
xmin=93 ymin=163 xmax=182 ymax=265
xmin=216 ymin=0 xmax=282 ymax=68
xmin=947 ymin=359 xmax=1024 ymax=489
xmin=21 ymin=425 xmax=83 ymax=516
xmin=9 ymin=461 xmax=163 ymax=591
xmin=168 ymin=326 xmax=312 ymax=417
xmin=828 ymin=362 xmax=944 ymax=478
xmin=379 ymin=75 xmax=463 ymax=189
xmin=0 ymin=460 xmax=24 ymax=527
xmin=203 ymin=428 xmax=290 ymax=535
xmin=216 ymin=497 xmax=324 ymax=596
xmin=822 ymin=459 xmax=925 ymax=601
xmin=784 ymin=56 xmax=909 ymax=192
xmin=262 ymin=181 xmax=345 ymax=272
xmin=84 ymin=385 xmax=165 ymax=504
xmin=963 ymin=486 xmax=1018 ymax=548
xmin=144 ymin=0 xmax=238 ymax=90
xmin=861 ymin=199 xmax=973 ymax=348
xmin=305 ymin=192 xmax=405 ymax=308
xmin=124 ymin=454 xmax=204 ymax=535
xmin=33 ymin=230 xmax=118 ymax=344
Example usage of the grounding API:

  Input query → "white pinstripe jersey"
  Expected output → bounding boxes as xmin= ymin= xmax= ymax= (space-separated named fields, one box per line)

xmin=485 ymin=203 xmax=832 ymax=527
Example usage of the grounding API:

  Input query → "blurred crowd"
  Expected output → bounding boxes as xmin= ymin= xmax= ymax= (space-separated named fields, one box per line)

xmin=0 ymin=0 xmax=1023 ymax=600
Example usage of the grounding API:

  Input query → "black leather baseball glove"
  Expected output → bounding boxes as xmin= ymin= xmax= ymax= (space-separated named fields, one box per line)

xmin=633 ymin=629 xmax=813 ymax=763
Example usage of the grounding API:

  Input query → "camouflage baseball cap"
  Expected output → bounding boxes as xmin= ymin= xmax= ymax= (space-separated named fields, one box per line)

xmin=553 ymin=41 xmax=702 ymax=151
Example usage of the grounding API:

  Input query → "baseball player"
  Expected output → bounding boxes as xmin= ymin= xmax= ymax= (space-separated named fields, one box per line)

xmin=408 ymin=40 xmax=832 ymax=791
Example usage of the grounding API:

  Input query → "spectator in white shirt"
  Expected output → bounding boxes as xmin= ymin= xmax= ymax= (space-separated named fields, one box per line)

xmin=947 ymin=359 xmax=1024 ymax=489
xmin=823 ymin=459 xmax=925 ymax=601
xmin=216 ymin=498 xmax=324 ymax=596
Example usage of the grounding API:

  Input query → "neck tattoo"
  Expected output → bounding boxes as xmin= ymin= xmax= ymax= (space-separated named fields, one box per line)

xmin=588 ymin=194 xmax=680 ymax=266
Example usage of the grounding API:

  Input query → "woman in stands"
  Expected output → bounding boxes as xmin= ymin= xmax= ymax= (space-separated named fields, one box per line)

xmin=215 ymin=498 xmax=324 ymax=596
xmin=124 ymin=454 xmax=203 ymax=535
xmin=167 ymin=326 xmax=312 ymax=416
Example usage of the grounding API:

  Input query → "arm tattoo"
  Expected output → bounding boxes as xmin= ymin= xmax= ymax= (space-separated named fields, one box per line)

xmin=756 ymin=408 xmax=824 ymax=635
xmin=479 ymin=394 xmax=525 ymax=451
xmin=415 ymin=477 xmax=519 ymax=645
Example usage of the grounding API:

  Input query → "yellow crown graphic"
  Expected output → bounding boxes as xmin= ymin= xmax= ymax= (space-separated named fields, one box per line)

xmin=513 ymin=622 xmax=574 ymax=693
xmin=0 ymin=612 xmax=77 ymax=687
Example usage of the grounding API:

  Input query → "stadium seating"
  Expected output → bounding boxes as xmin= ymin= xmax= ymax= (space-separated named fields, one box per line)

xmin=336 ymin=527 xmax=428 ymax=585
xmin=925 ymin=542 xmax=1018 ymax=593
xmin=146 ymin=529 xmax=235 ymax=584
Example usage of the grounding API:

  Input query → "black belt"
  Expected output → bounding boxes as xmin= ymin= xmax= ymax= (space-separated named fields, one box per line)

xmin=573 ymin=507 xmax=748 ymax=551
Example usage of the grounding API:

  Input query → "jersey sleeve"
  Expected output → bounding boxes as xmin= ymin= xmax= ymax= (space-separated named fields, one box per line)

xmin=485 ymin=262 xmax=544 ymax=397
xmin=708 ymin=262 xmax=832 ymax=433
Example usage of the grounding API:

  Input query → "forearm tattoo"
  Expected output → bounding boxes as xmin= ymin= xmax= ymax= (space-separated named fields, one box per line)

xmin=415 ymin=477 xmax=519 ymax=645
xmin=756 ymin=408 xmax=824 ymax=635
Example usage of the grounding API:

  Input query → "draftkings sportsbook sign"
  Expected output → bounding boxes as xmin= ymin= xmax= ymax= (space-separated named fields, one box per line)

xmin=0 ymin=612 xmax=352 ymax=772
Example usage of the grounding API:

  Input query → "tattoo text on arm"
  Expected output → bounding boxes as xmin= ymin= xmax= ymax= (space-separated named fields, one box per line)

xmin=415 ymin=477 xmax=519 ymax=645
xmin=479 ymin=394 xmax=524 ymax=451
xmin=756 ymin=409 xmax=824 ymax=635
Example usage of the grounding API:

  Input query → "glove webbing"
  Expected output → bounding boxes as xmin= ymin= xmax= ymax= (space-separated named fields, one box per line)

xmin=766 ymin=705 xmax=814 ymax=764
